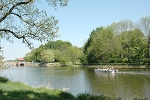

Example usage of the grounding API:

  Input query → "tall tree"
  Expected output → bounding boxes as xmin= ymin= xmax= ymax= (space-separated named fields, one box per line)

xmin=120 ymin=29 xmax=147 ymax=64
xmin=42 ymin=40 xmax=72 ymax=51
xmin=40 ymin=49 xmax=55 ymax=63
xmin=0 ymin=0 xmax=68 ymax=48
xmin=109 ymin=19 xmax=134 ymax=35
xmin=85 ymin=27 xmax=115 ymax=63
xmin=24 ymin=52 xmax=32 ymax=62
xmin=139 ymin=16 xmax=150 ymax=64
xmin=65 ymin=46 xmax=82 ymax=65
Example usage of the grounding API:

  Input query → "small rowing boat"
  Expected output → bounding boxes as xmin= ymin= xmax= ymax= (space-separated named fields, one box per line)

xmin=94 ymin=68 xmax=118 ymax=74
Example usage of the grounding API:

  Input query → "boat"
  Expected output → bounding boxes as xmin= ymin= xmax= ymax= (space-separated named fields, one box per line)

xmin=94 ymin=68 xmax=118 ymax=74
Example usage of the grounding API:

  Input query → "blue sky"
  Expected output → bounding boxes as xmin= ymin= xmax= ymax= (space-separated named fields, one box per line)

xmin=2 ymin=0 xmax=150 ymax=60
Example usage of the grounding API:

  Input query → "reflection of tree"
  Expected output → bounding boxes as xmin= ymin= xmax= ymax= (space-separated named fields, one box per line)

xmin=84 ymin=70 xmax=119 ymax=98
xmin=91 ymin=71 xmax=150 ymax=99
xmin=115 ymin=74 xmax=150 ymax=99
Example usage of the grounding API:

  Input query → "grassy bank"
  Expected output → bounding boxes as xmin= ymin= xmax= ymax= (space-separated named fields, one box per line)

xmin=0 ymin=76 xmax=148 ymax=100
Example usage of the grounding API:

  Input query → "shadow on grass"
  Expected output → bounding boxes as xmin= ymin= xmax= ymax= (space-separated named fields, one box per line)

xmin=0 ymin=89 xmax=125 ymax=100
xmin=0 ymin=76 xmax=9 ymax=83
xmin=0 ymin=89 xmax=75 ymax=100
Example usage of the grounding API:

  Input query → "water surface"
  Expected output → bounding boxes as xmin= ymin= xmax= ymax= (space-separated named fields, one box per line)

xmin=0 ymin=67 xmax=150 ymax=99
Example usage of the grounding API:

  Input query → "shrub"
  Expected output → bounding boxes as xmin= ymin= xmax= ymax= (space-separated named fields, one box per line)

xmin=0 ymin=76 xmax=9 ymax=83
xmin=59 ymin=92 xmax=75 ymax=100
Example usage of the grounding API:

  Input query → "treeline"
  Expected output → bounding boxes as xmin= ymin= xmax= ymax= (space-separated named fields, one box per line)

xmin=24 ymin=40 xmax=83 ymax=66
xmin=25 ymin=16 xmax=150 ymax=66
xmin=82 ymin=16 xmax=150 ymax=65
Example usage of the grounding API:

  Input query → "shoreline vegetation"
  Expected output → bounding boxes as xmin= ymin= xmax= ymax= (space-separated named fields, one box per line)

xmin=4 ymin=61 xmax=150 ymax=69
xmin=0 ymin=76 xmax=148 ymax=100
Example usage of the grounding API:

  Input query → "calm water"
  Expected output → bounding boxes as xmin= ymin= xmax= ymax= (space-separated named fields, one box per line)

xmin=1 ymin=66 xmax=150 ymax=99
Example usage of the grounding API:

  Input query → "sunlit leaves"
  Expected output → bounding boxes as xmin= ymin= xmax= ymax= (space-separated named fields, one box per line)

xmin=83 ymin=20 xmax=147 ymax=64
xmin=0 ymin=0 xmax=68 ymax=48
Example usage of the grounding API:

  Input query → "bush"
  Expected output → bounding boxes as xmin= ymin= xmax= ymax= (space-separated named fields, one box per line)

xmin=76 ymin=92 xmax=113 ymax=100
xmin=0 ymin=76 xmax=9 ymax=83
xmin=59 ymin=92 xmax=75 ymax=99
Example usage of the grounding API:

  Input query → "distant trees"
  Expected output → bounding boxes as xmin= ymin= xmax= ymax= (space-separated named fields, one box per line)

xmin=40 ymin=49 xmax=55 ymax=63
xmin=25 ymin=16 xmax=150 ymax=66
xmin=138 ymin=16 xmax=150 ymax=64
xmin=0 ymin=0 xmax=68 ymax=68
xmin=65 ymin=46 xmax=82 ymax=65
xmin=24 ymin=40 xmax=82 ymax=66
xmin=82 ymin=18 xmax=148 ymax=65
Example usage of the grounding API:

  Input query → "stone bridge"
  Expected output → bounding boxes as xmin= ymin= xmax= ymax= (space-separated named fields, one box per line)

xmin=4 ymin=58 xmax=25 ymax=67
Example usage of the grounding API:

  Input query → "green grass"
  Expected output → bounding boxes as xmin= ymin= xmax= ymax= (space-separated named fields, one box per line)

xmin=0 ymin=76 xmax=149 ymax=100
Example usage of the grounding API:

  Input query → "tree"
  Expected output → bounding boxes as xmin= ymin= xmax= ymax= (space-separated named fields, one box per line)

xmin=65 ymin=46 xmax=82 ymax=65
xmin=0 ymin=0 xmax=68 ymax=48
xmin=120 ymin=29 xmax=147 ymax=64
xmin=24 ymin=48 xmax=40 ymax=62
xmin=85 ymin=27 xmax=115 ymax=63
xmin=24 ymin=52 xmax=32 ymax=62
xmin=109 ymin=19 xmax=134 ymax=35
xmin=40 ymin=49 xmax=55 ymax=63
xmin=44 ymin=40 xmax=72 ymax=50
xmin=53 ymin=49 xmax=69 ymax=67
xmin=139 ymin=16 xmax=150 ymax=64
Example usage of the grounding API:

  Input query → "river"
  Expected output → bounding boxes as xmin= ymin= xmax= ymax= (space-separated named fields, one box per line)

xmin=0 ymin=66 xmax=150 ymax=99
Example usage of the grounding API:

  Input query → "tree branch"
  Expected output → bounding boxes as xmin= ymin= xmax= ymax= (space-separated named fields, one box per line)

xmin=0 ymin=4 xmax=9 ymax=10
xmin=0 ymin=28 xmax=34 ymax=47
xmin=0 ymin=1 xmax=30 ymax=22
xmin=0 ymin=28 xmax=23 ymax=39
xmin=11 ymin=12 xmax=36 ymax=26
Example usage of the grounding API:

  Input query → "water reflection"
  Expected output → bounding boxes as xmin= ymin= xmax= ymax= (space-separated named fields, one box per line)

xmin=0 ymin=67 xmax=150 ymax=99
xmin=94 ymin=72 xmax=116 ymax=82
xmin=92 ymin=70 xmax=150 ymax=99
xmin=0 ymin=67 xmax=26 ymax=82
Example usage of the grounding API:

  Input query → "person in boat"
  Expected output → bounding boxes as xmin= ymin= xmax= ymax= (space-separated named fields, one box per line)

xmin=111 ymin=67 xmax=118 ymax=73
xmin=111 ymin=67 xmax=114 ymax=70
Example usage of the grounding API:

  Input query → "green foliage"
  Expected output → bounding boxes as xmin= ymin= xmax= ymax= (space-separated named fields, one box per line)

xmin=24 ymin=16 xmax=150 ymax=66
xmin=25 ymin=40 xmax=83 ymax=66
xmin=25 ymin=45 xmax=55 ymax=63
xmin=58 ymin=92 xmax=75 ymax=99
xmin=24 ymin=52 xmax=32 ymax=62
xmin=85 ymin=27 xmax=116 ymax=63
xmin=65 ymin=46 xmax=83 ymax=65
xmin=44 ymin=40 xmax=72 ymax=50
xmin=0 ymin=0 xmax=68 ymax=48
xmin=40 ymin=49 xmax=55 ymax=63
xmin=80 ymin=54 xmax=88 ymax=65
xmin=0 ymin=76 xmax=9 ymax=83
xmin=83 ymin=20 xmax=148 ymax=65
xmin=120 ymin=29 xmax=147 ymax=64
xmin=76 ymin=92 xmax=120 ymax=100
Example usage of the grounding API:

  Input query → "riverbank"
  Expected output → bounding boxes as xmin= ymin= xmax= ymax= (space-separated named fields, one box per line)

xmin=4 ymin=61 xmax=150 ymax=69
xmin=4 ymin=61 xmax=62 ymax=67
xmin=25 ymin=62 xmax=150 ymax=68
xmin=4 ymin=61 xmax=81 ymax=67
xmin=0 ymin=76 xmax=123 ymax=100
xmin=82 ymin=64 xmax=150 ymax=69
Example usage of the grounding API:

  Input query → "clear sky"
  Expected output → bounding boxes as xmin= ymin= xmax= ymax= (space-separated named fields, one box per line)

xmin=2 ymin=0 xmax=150 ymax=61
